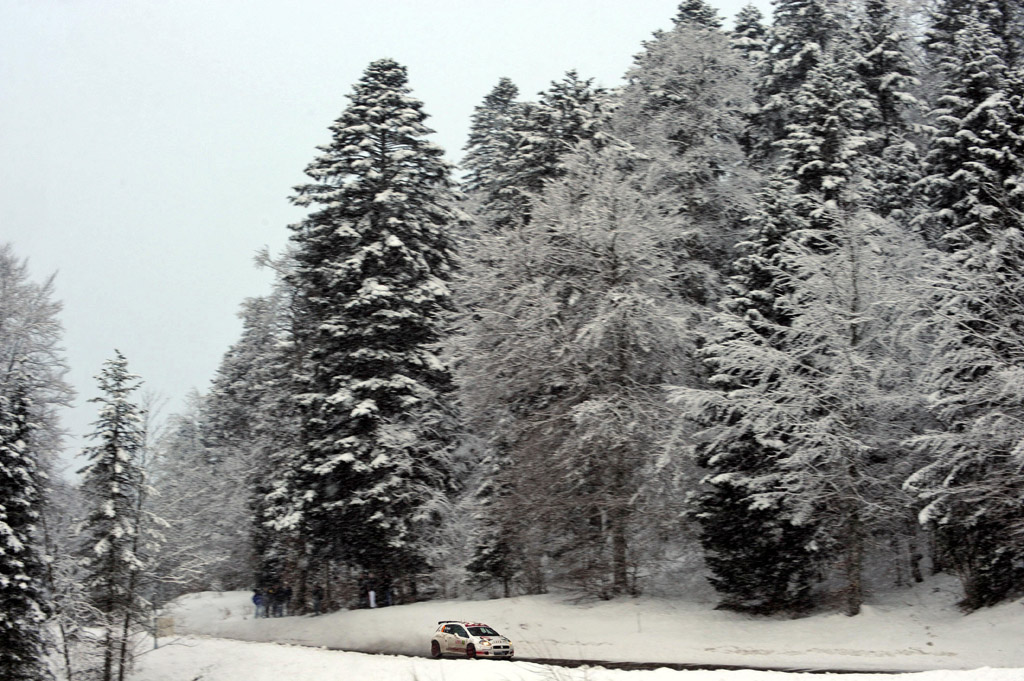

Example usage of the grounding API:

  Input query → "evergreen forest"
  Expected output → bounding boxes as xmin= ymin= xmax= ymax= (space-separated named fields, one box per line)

xmin=5 ymin=1 xmax=1024 ymax=678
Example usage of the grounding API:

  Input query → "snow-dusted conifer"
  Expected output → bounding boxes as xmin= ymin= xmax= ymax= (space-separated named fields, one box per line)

xmin=197 ymin=285 xmax=299 ymax=593
xmin=456 ymin=140 xmax=692 ymax=596
xmin=462 ymin=78 xmax=524 ymax=229
xmin=77 ymin=351 xmax=149 ymax=681
xmin=464 ymin=452 xmax=522 ymax=596
xmin=497 ymin=72 xmax=607 ymax=224
xmin=906 ymin=1 xmax=1024 ymax=609
xmin=905 ymin=221 xmax=1024 ymax=609
xmin=203 ymin=295 xmax=283 ymax=454
xmin=280 ymin=59 xmax=460 ymax=596
xmin=854 ymin=0 xmax=924 ymax=228
xmin=672 ymin=0 xmax=722 ymax=29
xmin=0 ymin=380 xmax=52 ymax=680
xmin=676 ymin=204 xmax=932 ymax=616
xmin=685 ymin=36 xmax=897 ymax=613
xmin=916 ymin=5 xmax=1021 ymax=246
xmin=749 ymin=0 xmax=845 ymax=161
xmin=211 ymin=253 xmax=310 ymax=594
xmin=617 ymin=11 xmax=757 ymax=280
xmin=730 ymin=4 xmax=769 ymax=65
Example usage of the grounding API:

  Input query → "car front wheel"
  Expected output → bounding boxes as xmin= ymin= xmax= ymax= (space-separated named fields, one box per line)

xmin=465 ymin=644 xmax=476 ymax=659
xmin=430 ymin=640 xmax=441 ymax=659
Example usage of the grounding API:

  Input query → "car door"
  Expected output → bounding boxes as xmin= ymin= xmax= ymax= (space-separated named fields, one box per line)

xmin=449 ymin=624 xmax=469 ymax=654
xmin=440 ymin=625 xmax=454 ymax=654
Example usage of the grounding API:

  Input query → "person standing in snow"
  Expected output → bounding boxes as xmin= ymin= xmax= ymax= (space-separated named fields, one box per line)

xmin=281 ymin=585 xmax=292 ymax=616
xmin=266 ymin=585 xmax=279 ymax=617
xmin=312 ymin=586 xmax=324 ymax=615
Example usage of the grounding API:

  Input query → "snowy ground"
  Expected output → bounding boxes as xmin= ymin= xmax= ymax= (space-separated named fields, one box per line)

xmin=131 ymin=577 xmax=1024 ymax=681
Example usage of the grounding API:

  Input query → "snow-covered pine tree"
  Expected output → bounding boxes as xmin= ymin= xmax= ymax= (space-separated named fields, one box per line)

xmin=916 ymin=3 xmax=1021 ymax=246
xmin=463 ymin=444 xmax=523 ymax=596
xmin=749 ymin=0 xmax=844 ymax=163
xmin=77 ymin=351 xmax=150 ymax=681
xmin=730 ymin=3 xmax=769 ymax=66
xmin=0 ymin=379 xmax=52 ymax=680
xmin=672 ymin=0 xmax=722 ymax=29
xmin=684 ymin=31 xmax=903 ymax=614
xmin=203 ymin=295 xmax=282 ymax=456
xmin=456 ymin=139 xmax=693 ymax=597
xmin=494 ymin=71 xmax=608 ymax=226
xmin=462 ymin=77 xmax=524 ymax=230
xmin=905 ymin=214 xmax=1024 ymax=609
xmin=457 ymin=71 xmax=609 ymax=594
xmin=674 ymin=202 xmax=931 ymax=617
xmin=212 ymin=252 xmax=311 ymax=598
xmin=279 ymin=58 xmax=461 ymax=601
xmin=854 ymin=0 xmax=925 ymax=230
xmin=0 ymin=243 xmax=73 ymax=469
xmin=194 ymin=286 xmax=296 ymax=595
xmin=617 ymin=10 xmax=757 ymax=283
xmin=924 ymin=0 xmax=1016 ymax=66
xmin=906 ymin=1 xmax=1024 ymax=609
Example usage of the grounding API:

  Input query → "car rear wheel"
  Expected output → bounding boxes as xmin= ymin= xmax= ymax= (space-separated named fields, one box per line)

xmin=430 ymin=640 xmax=441 ymax=659
xmin=465 ymin=644 xmax=476 ymax=659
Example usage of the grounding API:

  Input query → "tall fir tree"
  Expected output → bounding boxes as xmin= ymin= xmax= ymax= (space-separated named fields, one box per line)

xmin=494 ymin=71 xmax=608 ymax=227
xmin=672 ymin=0 xmax=722 ymax=28
xmin=916 ymin=3 xmax=1022 ymax=246
xmin=617 ymin=7 xmax=757 ymax=282
xmin=907 ymin=1 xmax=1024 ymax=609
xmin=277 ymin=58 xmax=461 ymax=601
xmin=200 ymin=287 xmax=296 ymax=594
xmin=854 ymin=0 xmax=925 ymax=229
xmin=458 ymin=70 xmax=608 ymax=593
xmin=461 ymin=77 xmax=524 ymax=230
xmin=455 ymin=141 xmax=693 ymax=597
xmin=77 ymin=351 xmax=150 ymax=681
xmin=749 ymin=0 xmax=844 ymax=162
xmin=677 ymin=203 xmax=932 ymax=616
xmin=684 ymin=18 xmax=912 ymax=613
xmin=730 ymin=4 xmax=769 ymax=66
xmin=0 ymin=380 xmax=52 ymax=680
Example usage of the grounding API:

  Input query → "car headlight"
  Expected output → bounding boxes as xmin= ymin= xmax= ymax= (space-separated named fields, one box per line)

xmin=479 ymin=640 xmax=491 ymax=647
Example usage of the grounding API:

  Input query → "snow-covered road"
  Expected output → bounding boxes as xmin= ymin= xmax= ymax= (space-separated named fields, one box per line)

xmin=131 ymin=638 xmax=1024 ymax=681
xmin=136 ymin=579 xmax=1024 ymax=680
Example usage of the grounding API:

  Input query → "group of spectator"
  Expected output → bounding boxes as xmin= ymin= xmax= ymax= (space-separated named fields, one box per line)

xmin=251 ymin=585 xmax=292 ymax=618
xmin=252 ymin=580 xmax=391 ymax=617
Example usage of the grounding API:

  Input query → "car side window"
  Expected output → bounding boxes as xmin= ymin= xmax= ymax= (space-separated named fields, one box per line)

xmin=452 ymin=625 xmax=468 ymax=638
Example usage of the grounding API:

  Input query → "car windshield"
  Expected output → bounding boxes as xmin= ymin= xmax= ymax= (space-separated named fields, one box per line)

xmin=468 ymin=626 xmax=499 ymax=637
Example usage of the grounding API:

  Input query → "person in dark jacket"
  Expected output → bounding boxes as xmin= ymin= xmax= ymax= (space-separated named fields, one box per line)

xmin=281 ymin=585 xmax=292 ymax=617
xmin=312 ymin=586 xmax=324 ymax=616
xmin=266 ymin=585 xmax=279 ymax=617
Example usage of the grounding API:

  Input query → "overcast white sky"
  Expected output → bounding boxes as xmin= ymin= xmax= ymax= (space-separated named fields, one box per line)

xmin=1 ymin=0 xmax=771 ymax=471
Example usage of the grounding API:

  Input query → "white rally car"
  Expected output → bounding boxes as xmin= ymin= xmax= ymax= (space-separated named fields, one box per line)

xmin=430 ymin=620 xmax=514 ymax=659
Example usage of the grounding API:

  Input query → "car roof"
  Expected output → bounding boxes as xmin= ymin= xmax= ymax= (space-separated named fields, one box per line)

xmin=436 ymin=620 xmax=492 ymax=627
